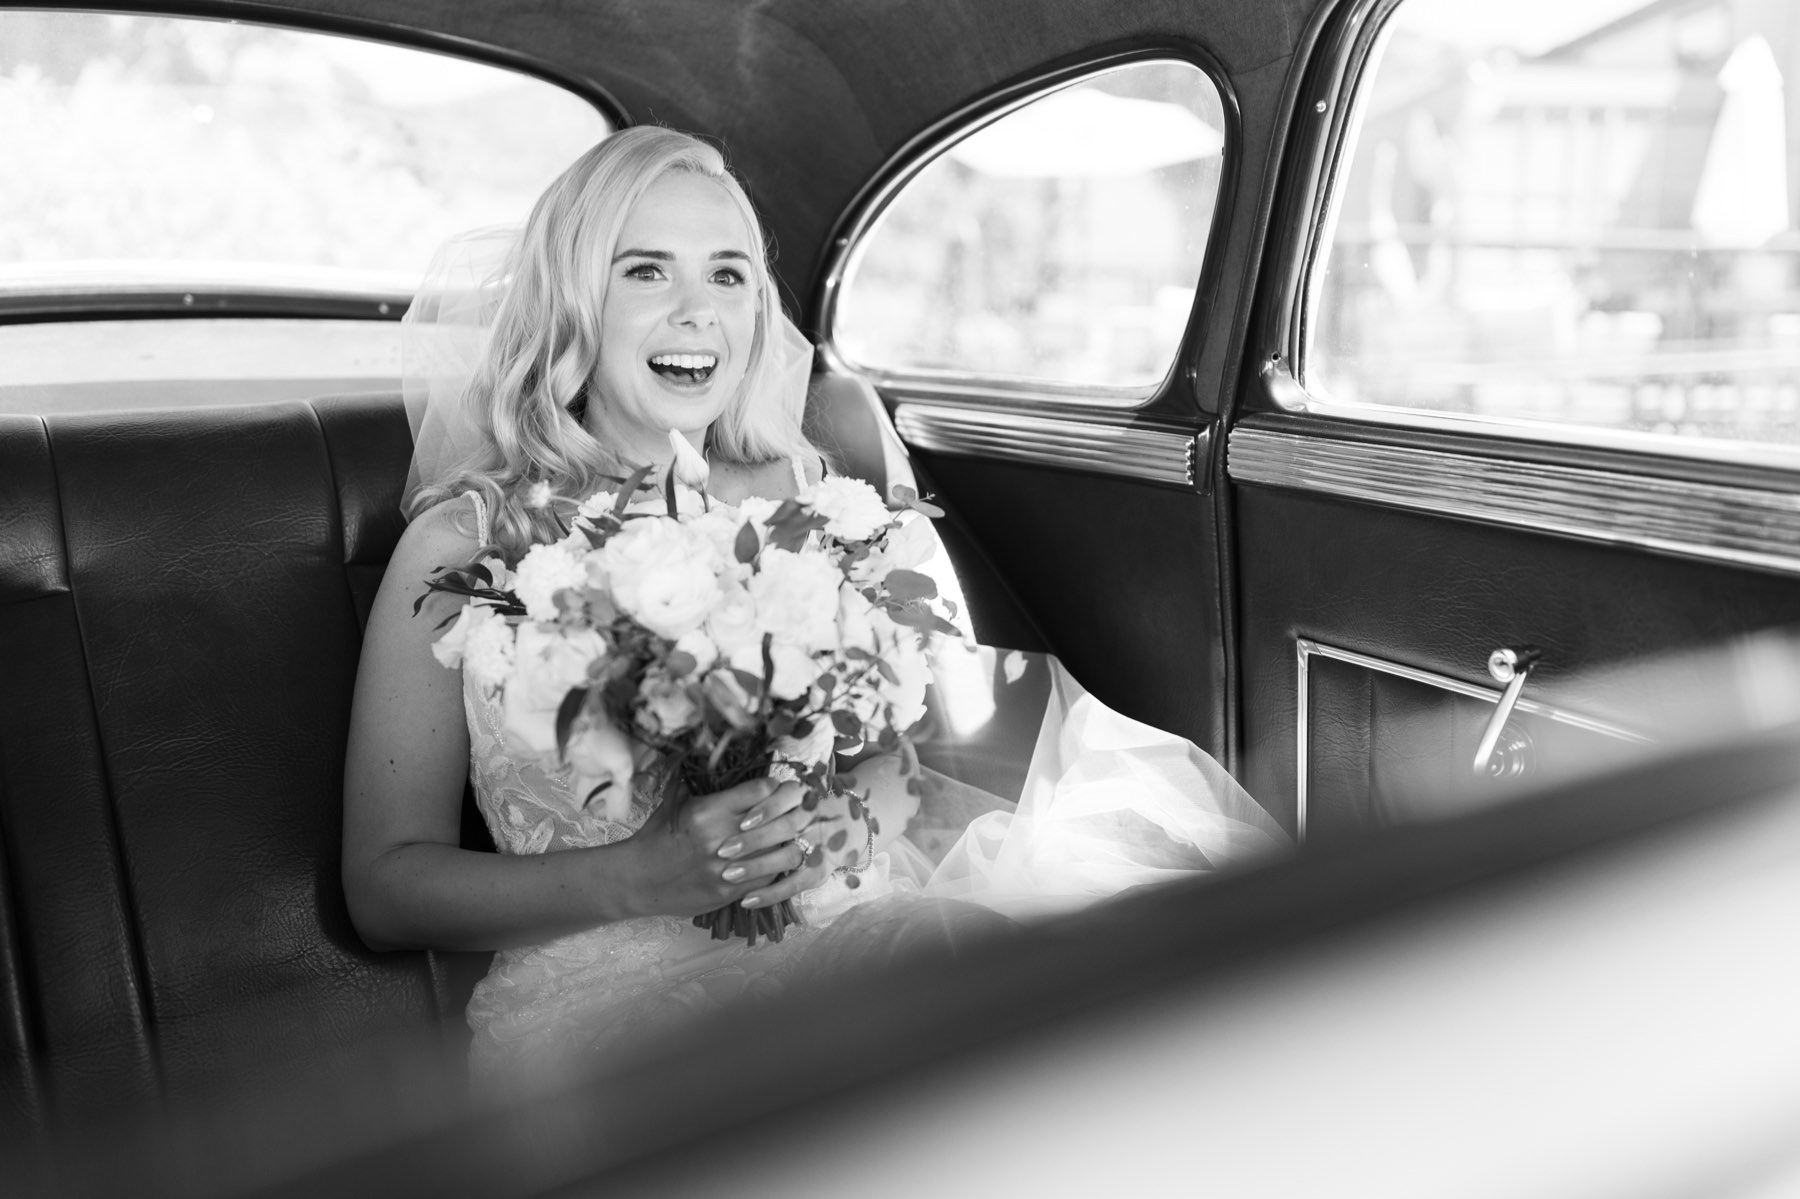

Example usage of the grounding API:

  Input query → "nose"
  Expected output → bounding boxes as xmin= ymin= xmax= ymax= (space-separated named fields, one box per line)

xmin=669 ymin=276 xmax=717 ymax=330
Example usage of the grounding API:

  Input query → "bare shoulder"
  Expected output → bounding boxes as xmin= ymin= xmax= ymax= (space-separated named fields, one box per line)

xmin=392 ymin=496 xmax=482 ymax=578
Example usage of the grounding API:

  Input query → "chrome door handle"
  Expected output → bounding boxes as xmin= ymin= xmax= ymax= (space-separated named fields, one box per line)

xmin=1473 ymin=646 xmax=1540 ymax=775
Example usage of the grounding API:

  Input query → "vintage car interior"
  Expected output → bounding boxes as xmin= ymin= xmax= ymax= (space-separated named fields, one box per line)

xmin=3 ymin=0 xmax=1799 ymax=1193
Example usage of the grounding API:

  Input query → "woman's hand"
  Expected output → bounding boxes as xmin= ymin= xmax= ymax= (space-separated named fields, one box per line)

xmin=625 ymin=777 xmax=831 ymax=918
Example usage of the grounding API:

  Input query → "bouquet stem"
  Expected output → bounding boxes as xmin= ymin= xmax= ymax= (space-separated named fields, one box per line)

xmin=674 ymin=748 xmax=803 ymax=946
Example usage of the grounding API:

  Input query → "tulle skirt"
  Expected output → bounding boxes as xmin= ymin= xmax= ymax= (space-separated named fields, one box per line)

xmin=467 ymin=658 xmax=1289 ymax=1092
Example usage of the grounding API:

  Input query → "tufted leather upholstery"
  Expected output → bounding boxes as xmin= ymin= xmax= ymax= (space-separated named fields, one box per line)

xmin=0 ymin=395 xmax=476 ymax=1143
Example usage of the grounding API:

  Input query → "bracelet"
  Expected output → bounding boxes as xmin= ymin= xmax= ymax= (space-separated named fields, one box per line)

xmin=835 ymin=816 xmax=875 ymax=876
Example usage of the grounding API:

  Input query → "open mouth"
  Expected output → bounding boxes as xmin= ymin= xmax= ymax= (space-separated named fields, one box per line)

xmin=648 ymin=352 xmax=718 ymax=386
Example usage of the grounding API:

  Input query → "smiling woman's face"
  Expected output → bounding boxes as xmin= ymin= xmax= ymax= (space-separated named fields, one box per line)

xmin=590 ymin=171 xmax=759 ymax=467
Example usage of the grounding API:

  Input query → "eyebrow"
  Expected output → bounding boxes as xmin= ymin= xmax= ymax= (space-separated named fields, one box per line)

xmin=612 ymin=248 xmax=753 ymax=263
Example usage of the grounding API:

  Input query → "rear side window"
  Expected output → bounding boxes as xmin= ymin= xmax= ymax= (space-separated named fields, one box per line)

xmin=831 ymin=60 xmax=1226 ymax=401
xmin=0 ymin=10 xmax=607 ymax=414
xmin=1304 ymin=0 xmax=1800 ymax=457
xmin=0 ymin=10 xmax=606 ymax=291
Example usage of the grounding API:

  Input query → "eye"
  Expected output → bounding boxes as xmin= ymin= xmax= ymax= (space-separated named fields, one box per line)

xmin=622 ymin=261 xmax=665 ymax=281
xmin=710 ymin=266 xmax=747 ymax=287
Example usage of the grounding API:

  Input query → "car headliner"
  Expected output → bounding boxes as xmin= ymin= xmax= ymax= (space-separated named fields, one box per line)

xmin=199 ymin=0 xmax=1325 ymax=319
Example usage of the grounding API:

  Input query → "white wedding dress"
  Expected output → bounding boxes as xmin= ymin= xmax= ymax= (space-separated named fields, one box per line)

xmin=456 ymin=499 xmax=1290 ymax=1091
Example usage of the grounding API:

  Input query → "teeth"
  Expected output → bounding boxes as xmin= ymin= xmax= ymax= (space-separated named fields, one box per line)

xmin=650 ymin=353 xmax=718 ymax=370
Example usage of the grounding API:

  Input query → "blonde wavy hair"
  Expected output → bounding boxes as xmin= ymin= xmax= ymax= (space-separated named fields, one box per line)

xmin=410 ymin=126 xmax=818 ymax=561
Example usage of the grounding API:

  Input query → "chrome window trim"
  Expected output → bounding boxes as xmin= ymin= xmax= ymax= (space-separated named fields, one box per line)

xmin=1294 ymin=638 xmax=1648 ymax=842
xmin=1263 ymin=364 xmax=1800 ymax=476
xmin=813 ymin=51 xmax=1232 ymax=411
xmin=893 ymin=401 xmax=1201 ymax=488
xmin=1229 ymin=426 xmax=1800 ymax=577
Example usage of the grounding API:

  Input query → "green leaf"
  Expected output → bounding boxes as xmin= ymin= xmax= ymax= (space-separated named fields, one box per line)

xmin=883 ymin=569 xmax=938 ymax=602
xmin=890 ymin=484 xmax=917 ymax=505
xmin=734 ymin=520 xmax=760 ymax=564
xmin=729 ymin=667 xmax=763 ymax=695
xmin=666 ymin=649 xmax=697 ymax=678
xmin=615 ymin=464 xmax=655 ymax=517
xmin=664 ymin=462 xmax=680 ymax=518
xmin=830 ymin=710 xmax=862 ymax=736
xmin=907 ymin=495 xmax=946 ymax=518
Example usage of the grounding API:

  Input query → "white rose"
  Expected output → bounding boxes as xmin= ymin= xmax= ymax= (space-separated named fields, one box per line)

xmin=512 ymin=623 xmax=606 ymax=710
xmin=513 ymin=542 xmax=589 ymax=622
xmin=802 ymin=475 xmax=892 ymax=542
xmin=673 ymin=629 xmax=718 ymax=674
xmin=748 ymin=548 xmax=842 ymax=651
xmin=705 ymin=583 xmax=761 ymax=655
xmin=600 ymin=517 xmax=723 ymax=639
xmin=729 ymin=640 xmax=819 ymax=701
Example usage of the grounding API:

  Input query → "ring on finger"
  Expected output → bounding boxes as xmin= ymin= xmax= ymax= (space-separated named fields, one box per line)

xmin=792 ymin=834 xmax=814 ymax=862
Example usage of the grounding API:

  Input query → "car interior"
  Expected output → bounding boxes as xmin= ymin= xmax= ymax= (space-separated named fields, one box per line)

xmin=4 ymin=0 xmax=1800 ymax=1193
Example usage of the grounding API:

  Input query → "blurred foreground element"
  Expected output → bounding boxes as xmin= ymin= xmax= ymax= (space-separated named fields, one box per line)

xmin=13 ymin=637 xmax=1800 ymax=1197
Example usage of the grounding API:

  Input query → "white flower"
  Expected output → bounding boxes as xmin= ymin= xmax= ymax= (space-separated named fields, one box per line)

xmin=525 ymin=480 xmax=555 ymax=509
xmin=673 ymin=629 xmax=718 ymax=674
xmin=463 ymin=613 xmax=517 ymax=692
xmin=879 ymin=633 xmax=932 ymax=730
xmin=600 ymin=517 xmax=723 ymax=639
xmin=774 ymin=714 xmax=837 ymax=767
xmin=705 ymin=583 xmax=761 ymax=655
xmin=513 ymin=542 xmax=589 ymax=622
xmin=802 ymin=475 xmax=892 ymax=542
xmin=837 ymin=584 xmax=877 ymax=651
xmin=512 ymin=623 xmax=606 ymax=710
xmin=637 ymin=676 xmax=701 ymax=737
xmin=668 ymin=428 xmax=711 ymax=491
xmin=565 ymin=717 xmax=636 ymax=823
xmin=576 ymin=490 xmax=620 ymax=520
xmin=729 ymin=640 xmax=819 ymax=701
xmin=430 ymin=602 xmax=479 ymax=669
xmin=847 ymin=511 xmax=937 ymax=584
xmin=748 ymin=548 xmax=843 ymax=651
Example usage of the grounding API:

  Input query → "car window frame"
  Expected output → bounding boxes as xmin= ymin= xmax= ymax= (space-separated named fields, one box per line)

xmin=0 ymin=6 xmax=624 ymax=328
xmin=815 ymin=44 xmax=1241 ymax=417
xmin=1253 ymin=0 xmax=1800 ymax=479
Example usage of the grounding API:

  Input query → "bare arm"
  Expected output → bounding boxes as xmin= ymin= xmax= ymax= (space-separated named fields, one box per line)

xmin=341 ymin=498 xmax=828 ymax=952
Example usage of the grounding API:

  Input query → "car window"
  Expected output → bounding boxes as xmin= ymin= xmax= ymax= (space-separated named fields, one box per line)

xmin=0 ymin=10 xmax=608 ymax=414
xmin=831 ymin=59 xmax=1226 ymax=401
xmin=1303 ymin=0 xmax=1800 ymax=459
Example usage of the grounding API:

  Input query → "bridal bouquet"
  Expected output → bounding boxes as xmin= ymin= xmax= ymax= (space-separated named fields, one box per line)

xmin=424 ymin=450 xmax=957 ymax=943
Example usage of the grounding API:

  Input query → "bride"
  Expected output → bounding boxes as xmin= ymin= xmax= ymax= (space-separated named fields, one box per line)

xmin=342 ymin=126 xmax=1285 ymax=1091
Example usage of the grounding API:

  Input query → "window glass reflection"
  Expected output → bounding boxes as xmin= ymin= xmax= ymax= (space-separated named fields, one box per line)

xmin=835 ymin=61 xmax=1224 ymax=397
xmin=1309 ymin=0 xmax=1800 ymax=452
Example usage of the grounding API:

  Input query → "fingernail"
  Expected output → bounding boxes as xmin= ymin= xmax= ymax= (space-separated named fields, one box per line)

xmin=717 ymin=840 xmax=744 ymax=859
xmin=739 ymin=812 xmax=766 ymax=831
xmin=721 ymin=864 xmax=747 ymax=882
xmin=740 ymin=894 xmax=765 ymax=908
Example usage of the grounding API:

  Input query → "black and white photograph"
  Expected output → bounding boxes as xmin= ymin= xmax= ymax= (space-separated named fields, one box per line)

xmin=3 ymin=1 xmax=1800 ymax=1195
